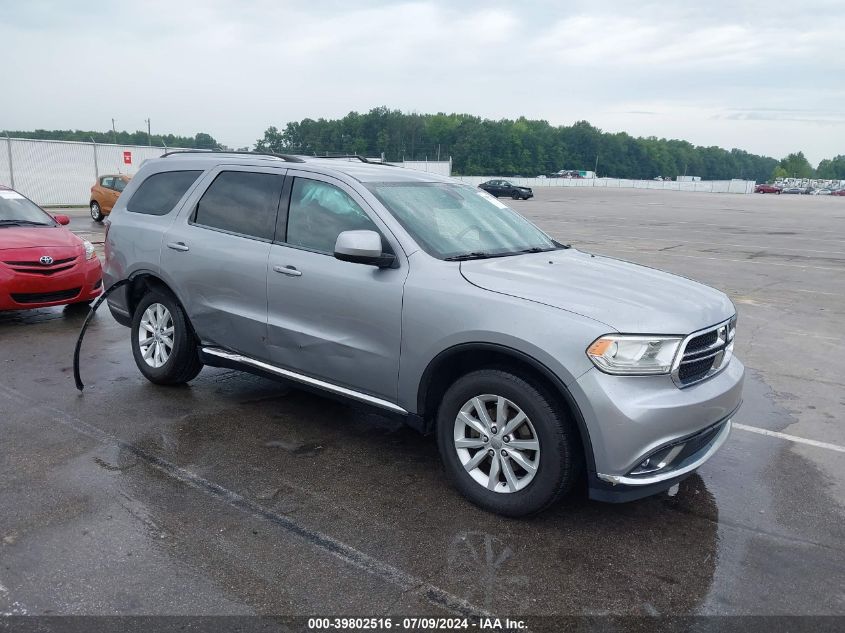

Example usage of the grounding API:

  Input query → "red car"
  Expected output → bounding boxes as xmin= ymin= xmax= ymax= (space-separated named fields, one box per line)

xmin=832 ymin=189 xmax=845 ymax=196
xmin=754 ymin=183 xmax=782 ymax=194
xmin=0 ymin=185 xmax=102 ymax=311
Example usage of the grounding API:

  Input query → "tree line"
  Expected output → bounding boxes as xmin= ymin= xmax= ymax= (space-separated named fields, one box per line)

xmin=9 ymin=114 xmax=842 ymax=181
xmin=5 ymin=129 xmax=220 ymax=150
xmin=255 ymin=107 xmax=844 ymax=182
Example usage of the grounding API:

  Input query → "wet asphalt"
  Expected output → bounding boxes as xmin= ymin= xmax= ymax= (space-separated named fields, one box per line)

xmin=1 ymin=189 xmax=843 ymax=617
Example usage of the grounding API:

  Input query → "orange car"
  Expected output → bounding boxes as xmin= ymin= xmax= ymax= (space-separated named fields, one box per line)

xmin=90 ymin=174 xmax=130 ymax=222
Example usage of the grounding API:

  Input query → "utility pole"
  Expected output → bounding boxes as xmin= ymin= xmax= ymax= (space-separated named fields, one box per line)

xmin=111 ymin=119 xmax=117 ymax=144
xmin=91 ymin=136 xmax=99 ymax=179
xmin=437 ymin=144 xmax=441 ymax=162
xmin=144 ymin=118 xmax=151 ymax=146
xmin=594 ymin=153 xmax=599 ymax=175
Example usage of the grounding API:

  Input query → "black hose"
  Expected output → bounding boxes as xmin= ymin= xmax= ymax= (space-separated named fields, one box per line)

xmin=73 ymin=279 xmax=132 ymax=391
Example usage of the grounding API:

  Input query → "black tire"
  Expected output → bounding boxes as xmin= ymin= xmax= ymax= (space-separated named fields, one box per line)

xmin=130 ymin=289 xmax=202 ymax=385
xmin=435 ymin=369 xmax=582 ymax=517
xmin=511 ymin=191 xmax=522 ymax=200
xmin=90 ymin=201 xmax=104 ymax=222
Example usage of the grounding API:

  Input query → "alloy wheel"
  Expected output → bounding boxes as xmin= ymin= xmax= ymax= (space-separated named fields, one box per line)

xmin=138 ymin=302 xmax=174 ymax=368
xmin=453 ymin=394 xmax=540 ymax=493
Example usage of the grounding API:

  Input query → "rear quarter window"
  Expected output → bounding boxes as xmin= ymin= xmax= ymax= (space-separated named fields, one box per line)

xmin=126 ymin=170 xmax=202 ymax=216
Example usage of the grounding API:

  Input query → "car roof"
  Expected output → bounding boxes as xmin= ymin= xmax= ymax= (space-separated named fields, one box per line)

xmin=155 ymin=152 xmax=453 ymax=184
xmin=99 ymin=174 xmax=131 ymax=179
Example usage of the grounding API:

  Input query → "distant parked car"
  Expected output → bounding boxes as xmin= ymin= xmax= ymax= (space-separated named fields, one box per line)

xmin=0 ymin=185 xmax=102 ymax=310
xmin=754 ymin=184 xmax=782 ymax=194
xmin=781 ymin=187 xmax=809 ymax=195
xmin=90 ymin=174 xmax=131 ymax=222
xmin=810 ymin=188 xmax=833 ymax=195
xmin=832 ymin=189 xmax=845 ymax=196
xmin=478 ymin=180 xmax=533 ymax=200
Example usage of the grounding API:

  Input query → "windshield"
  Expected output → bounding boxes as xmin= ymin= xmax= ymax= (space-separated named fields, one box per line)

xmin=368 ymin=182 xmax=557 ymax=259
xmin=0 ymin=190 xmax=54 ymax=226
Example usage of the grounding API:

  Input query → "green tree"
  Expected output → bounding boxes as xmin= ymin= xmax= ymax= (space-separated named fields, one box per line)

xmin=6 ymin=128 xmax=219 ymax=149
xmin=253 ymin=107 xmax=791 ymax=179
xmin=771 ymin=165 xmax=788 ymax=180
xmin=778 ymin=152 xmax=814 ymax=179
xmin=816 ymin=155 xmax=845 ymax=180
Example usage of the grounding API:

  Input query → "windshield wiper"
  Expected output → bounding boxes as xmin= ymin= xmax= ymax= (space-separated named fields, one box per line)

xmin=444 ymin=251 xmax=493 ymax=261
xmin=0 ymin=219 xmax=50 ymax=227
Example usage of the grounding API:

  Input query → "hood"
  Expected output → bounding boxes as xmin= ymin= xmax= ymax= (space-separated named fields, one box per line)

xmin=0 ymin=226 xmax=83 ymax=252
xmin=460 ymin=249 xmax=735 ymax=334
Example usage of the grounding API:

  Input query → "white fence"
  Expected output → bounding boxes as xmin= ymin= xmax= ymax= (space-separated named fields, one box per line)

xmin=0 ymin=137 xmax=755 ymax=205
xmin=0 ymin=137 xmax=187 ymax=206
xmin=453 ymin=176 xmax=755 ymax=194
xmin=401 ymin=159 xmax=452 ymax=176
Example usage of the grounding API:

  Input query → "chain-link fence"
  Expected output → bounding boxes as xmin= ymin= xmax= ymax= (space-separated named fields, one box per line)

xmin=0 ymin=137 xmax=188 ymax=206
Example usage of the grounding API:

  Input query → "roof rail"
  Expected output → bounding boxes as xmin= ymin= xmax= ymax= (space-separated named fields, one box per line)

xmin=313 ymin=154 xmax=394 ymax=166
xmin=160 ymin=149 xmax=305 ymax=163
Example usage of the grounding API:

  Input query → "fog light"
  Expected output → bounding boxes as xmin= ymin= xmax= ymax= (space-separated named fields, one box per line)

xmin=629 ymin=444 xmax=686 ymax=476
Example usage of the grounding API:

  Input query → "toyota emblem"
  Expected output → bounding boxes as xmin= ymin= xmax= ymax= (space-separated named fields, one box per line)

xmin=40 ymin=255 xmax=54 ymax=265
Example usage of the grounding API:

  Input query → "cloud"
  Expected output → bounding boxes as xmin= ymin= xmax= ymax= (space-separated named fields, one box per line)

xmin=1 ymin=0 xmax=843 ymax=163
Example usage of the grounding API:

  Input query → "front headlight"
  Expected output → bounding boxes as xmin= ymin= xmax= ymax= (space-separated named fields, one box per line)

xmin=83 ymin=240 xmax=96 ymax=260
xmin=586 ymin=334 xmax=682 ymax=375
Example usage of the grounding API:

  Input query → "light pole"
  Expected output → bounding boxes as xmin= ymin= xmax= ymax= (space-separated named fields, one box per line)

xmin=111 ymin=118 xmax=117 ymax=144
xmin=144 ymin=118 xmax=151 ymax=146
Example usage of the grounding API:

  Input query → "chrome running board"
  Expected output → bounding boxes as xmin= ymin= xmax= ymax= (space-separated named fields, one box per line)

xmin=201 ymin=347 xmax=408 ymax=415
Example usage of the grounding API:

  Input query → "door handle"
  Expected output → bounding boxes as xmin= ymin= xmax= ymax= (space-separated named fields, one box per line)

xmin=166 ymin=242 xmax=190 ymax=252
xmin=273 ymin=265 xmax=302 ymax=277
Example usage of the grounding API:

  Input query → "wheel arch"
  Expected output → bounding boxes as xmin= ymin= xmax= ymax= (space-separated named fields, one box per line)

xmin=125 ymin=272 xmax=188 ymax=325
xmin=416 ymin=342 xmax=596 ymax=473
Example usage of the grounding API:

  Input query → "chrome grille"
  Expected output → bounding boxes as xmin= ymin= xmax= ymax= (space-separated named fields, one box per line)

xmin=672 ymin=317 xmax=736 ymax=387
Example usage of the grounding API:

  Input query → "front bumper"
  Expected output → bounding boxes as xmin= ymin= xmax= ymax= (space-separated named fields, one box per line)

xmin=572 ymin=356 xmax=744 ymax=502
xmin=0 ymin=257 xmax=102 ymax=310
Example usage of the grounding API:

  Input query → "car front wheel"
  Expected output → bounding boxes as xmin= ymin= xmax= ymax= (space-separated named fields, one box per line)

xmin=131 ymin=290 xmax=202 ymax=385
xmin=436 ymin=369 xmax=582 ymax=516
xmin=90 ymin=201 xmax=104 ymax=222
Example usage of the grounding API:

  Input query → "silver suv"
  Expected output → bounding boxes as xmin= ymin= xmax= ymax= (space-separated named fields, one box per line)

xmin=103 ymin=152 xmax=744 ymax=516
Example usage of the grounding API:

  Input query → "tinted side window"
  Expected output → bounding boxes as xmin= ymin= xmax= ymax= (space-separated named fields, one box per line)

xmin=193 ymin=171 xmax=283 ymax=240
xmin=286 ymin=178 xmax=379 ymax=254
xmin=127 ymin=170 xmax=202 ymax=216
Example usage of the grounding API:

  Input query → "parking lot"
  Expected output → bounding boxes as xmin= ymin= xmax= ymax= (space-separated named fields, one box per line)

xmin=1 ymin=187 xmax=843 ymax=618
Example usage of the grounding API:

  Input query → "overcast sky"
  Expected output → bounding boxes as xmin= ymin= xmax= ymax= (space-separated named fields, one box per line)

xmin=2 ymin=0 xmax=843 ymax=164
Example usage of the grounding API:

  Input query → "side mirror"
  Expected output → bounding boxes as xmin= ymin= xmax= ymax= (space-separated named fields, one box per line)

xmin=54 ymin=214 xmax=70 ymax=225
xmin=334 ymin=230 xmax=395 ymax=268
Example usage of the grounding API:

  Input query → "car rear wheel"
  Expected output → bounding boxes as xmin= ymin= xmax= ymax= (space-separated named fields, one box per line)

xmin=90 ymin=201 xmax=104 ymax=222
xmin=131 ymin=290 xmax=202 ymax=385
xmin=436 ymin=369 xmax=582 ymax=516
